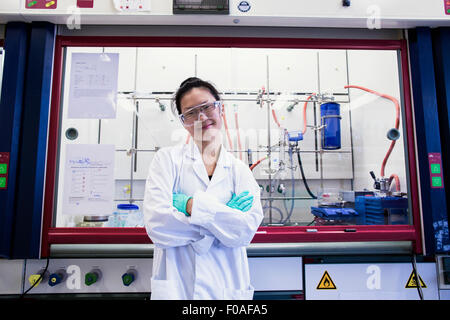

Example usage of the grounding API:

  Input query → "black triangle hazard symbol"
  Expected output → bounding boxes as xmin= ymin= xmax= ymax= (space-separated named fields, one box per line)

xmin=316 ymin=270 xmax=337 ymax=290
xmin=405 ymin=270 xmax=427 ymax=288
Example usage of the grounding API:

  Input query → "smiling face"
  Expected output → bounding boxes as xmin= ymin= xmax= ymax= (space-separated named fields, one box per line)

xmin=180 ymin=87 xmax=223 ymax=142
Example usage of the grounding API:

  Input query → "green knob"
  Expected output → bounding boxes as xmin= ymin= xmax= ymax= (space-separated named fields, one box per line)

xmin=85 ymin=272 xmax=99 ymax=286
xmin=122 ymin=272 xmax=135 ymax=286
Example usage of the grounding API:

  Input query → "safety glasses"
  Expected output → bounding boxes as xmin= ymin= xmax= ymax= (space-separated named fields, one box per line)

xmin=179 ymin=101 xmax=222 ymax=127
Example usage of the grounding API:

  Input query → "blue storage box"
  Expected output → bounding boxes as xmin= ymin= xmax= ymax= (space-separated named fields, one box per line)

xmin=355 ymin=196 xmax=408 ymax=225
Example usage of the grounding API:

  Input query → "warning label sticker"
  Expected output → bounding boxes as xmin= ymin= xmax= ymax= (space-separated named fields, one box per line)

xmin=316 ymin=271 xmax=337 ymax=290
xmin=405 ymin=270 xmax=427 ymax=288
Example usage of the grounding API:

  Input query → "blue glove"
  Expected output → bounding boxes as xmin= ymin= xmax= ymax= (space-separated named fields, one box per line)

xmin=173 ymin=193 xmax=192 ymax=216
xmin=227 ymin=191 xmax=254 ymax=212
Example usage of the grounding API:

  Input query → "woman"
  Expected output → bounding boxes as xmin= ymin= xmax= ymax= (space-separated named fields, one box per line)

xmin=143 ymin=77 xmax=263 ymax=300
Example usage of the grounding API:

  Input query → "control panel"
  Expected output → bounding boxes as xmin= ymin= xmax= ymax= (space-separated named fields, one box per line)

xmin=0 ymin=152 xmax=9 ymax=190
xmin=22 ymin=257 xmax=302 ymax=295
xmin=24 ymin=258 xmax=153 ymax=294
xmin=428 ymin=153 xmax=444 ymax=189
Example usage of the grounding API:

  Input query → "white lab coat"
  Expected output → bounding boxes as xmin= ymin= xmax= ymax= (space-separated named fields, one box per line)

xmin=143 ymin=140 xmax=263 ymax=300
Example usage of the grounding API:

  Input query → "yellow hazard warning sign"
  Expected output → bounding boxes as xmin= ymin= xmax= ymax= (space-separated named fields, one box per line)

xmin=405 ymin=270 xmax=427 ymax=289
xmin=316 ymin=270 xmax=337 ymax=290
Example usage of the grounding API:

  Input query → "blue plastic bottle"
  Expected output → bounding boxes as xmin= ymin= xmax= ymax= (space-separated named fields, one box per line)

xmin=106 ymin=204 xmax=140 ymax=227
xmin=320 ymin=102 xmax=341 ymax=150
xmin=117 ymin=204 xmax=139 ymax=227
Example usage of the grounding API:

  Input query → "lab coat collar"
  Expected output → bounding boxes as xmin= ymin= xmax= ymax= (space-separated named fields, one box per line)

xmin=185 ymin=138 xmax=232 ymax=187
xmin=185 ymin=138 xmax=232 ymax=167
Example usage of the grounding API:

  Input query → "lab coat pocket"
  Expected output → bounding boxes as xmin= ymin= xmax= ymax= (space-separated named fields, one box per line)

xmin=150 ymin=277 xmax=181 ymax=300
xmin=223 ymin=285 xmax=254 ymax=300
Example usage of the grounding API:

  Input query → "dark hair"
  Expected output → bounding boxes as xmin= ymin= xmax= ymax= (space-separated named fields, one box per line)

xmin=173 ymin=77 xmax=220 ymax=115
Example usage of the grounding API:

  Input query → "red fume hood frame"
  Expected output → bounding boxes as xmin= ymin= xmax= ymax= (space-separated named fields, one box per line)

xmin=41 ymin=36 xmax=421 ymax=257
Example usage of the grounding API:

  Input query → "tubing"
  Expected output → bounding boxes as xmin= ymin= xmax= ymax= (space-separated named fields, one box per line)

xmin=234 ymin=110 xmax=243 ymax=160
xmin=389 ymin=173 xmax=401 ymax=192
xmin=221 ymin=103 xmax=233 ymax=150
xmin=271 ymin=108 xmax=281 ymax=128
xmin=250 ymin=156 xmax=268 ymax=171
xmin=344 ymin=85 xmax=400 ymax=178
xmin=262 ymin=204 xmax=284 ymax=224
xmin=296 ymin=149 xmax=317 ymax=199
xmin=344 ymin=85 xmax=400 ymax=129
xmin=382 ymin=141 xmax=397 ymax=178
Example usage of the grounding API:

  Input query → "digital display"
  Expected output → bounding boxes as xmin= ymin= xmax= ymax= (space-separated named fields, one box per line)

xmin=173 ymin=0 xmax=229 ymax=14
